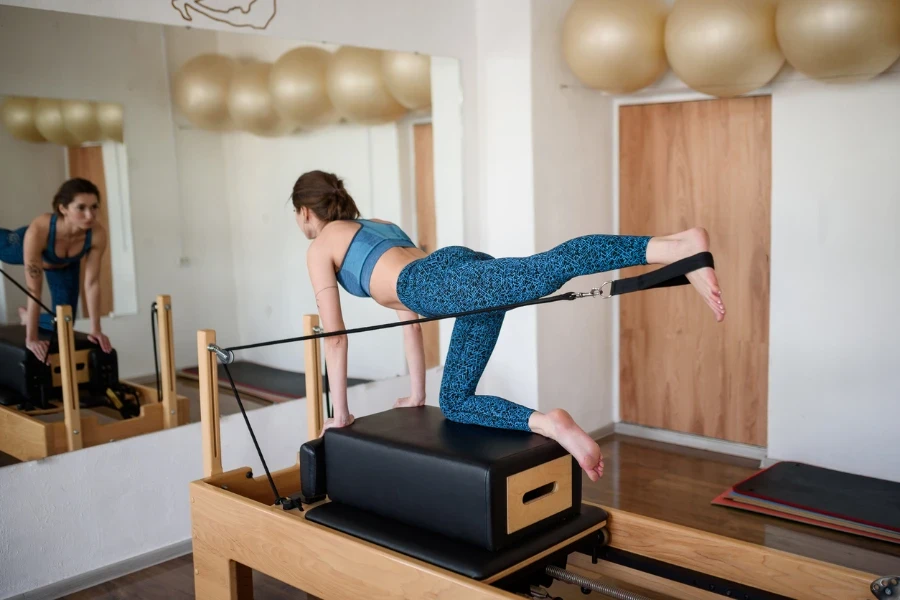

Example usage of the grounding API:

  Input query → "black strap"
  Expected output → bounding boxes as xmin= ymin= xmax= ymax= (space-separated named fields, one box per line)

xmin=609 ymin=252 xmax=714 ymax=297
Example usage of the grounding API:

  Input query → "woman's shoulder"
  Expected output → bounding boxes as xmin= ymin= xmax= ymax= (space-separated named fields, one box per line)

xmin=89 ymin=221 xmax=108 ymax=247
xmin=29 ymin=213 xmax=52 ymax=228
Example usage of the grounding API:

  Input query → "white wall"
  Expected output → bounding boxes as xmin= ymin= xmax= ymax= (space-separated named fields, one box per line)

xmin=768 ymin=73 xmax=900 ymax=483
xmin=471 ymin=0 xmax=540 ymax=410
xmin=0 ymin=5 xmax=242 ymax=377
xmin=530 ymin=0 xmax=618 ymax=434
xmin=0 ymin=124 xmax=62 ymax=322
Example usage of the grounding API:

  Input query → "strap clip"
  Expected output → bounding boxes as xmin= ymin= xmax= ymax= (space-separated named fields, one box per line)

xmin=577 ymin=281 xmax=612 ymax=299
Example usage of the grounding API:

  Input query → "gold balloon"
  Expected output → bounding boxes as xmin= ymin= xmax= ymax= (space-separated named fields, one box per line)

xmin=228 ymin=61 xmax=295 ymax=137
xmin=561 ymin=0 xmax=669 ymax=94
xmin=95 ymin=102 xmax=124 ymax=142
xmin=381 ymin=51 xmax=432 ymax=110
xmin=0 ymin=96 xmax=46 ymax=143
xmin=173 ymin=53 xmax=235 ymax=130
xmin=270 ymin=46 xmax=340 ymax=128
xmin=326 ymin=46 xmax=407 ymax=125
xmin=665 ymin=0 xmax=785 ymax=98
xmin=34 ymin=98 xmax=80 ymax=146
xmin=776 ymin=0 xmax=900 ymax=83
xmin=61 ymin=100 xmax=101 ymax=143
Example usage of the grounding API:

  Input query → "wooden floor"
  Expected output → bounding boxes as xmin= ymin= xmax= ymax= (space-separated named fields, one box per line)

xmin=59 ymin=432 xmax=900 ymax=599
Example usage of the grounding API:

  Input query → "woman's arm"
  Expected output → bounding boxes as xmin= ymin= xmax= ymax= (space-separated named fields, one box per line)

xmin=307 ymin=241 xmax=351 ymax=428
xmin=397 ymin=309 xmax=426 ymax=403
xmin=83 ymin=224 xmax=112 ymax=352
xmin=21 ymin=219 xmax=48 ymax=362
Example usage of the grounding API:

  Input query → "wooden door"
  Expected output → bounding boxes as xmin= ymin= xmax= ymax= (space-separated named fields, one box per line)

xmin=618 ymin=96 xmax=771 ymax=446
xmin=67 ymin=145 xmax=114 ymax=319
xmin=413 ymin=122 xmax=439 ymax=369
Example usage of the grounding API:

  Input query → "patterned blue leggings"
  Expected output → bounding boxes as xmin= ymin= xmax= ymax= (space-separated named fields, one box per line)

xmin=396 ymin=234 xmax=651 ymax=432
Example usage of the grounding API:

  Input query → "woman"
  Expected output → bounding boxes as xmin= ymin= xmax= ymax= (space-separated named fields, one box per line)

xmin=293 ymin=170 xmax=725 ymax=482
xmin=0 ymin=177 xmax=112 ymax=363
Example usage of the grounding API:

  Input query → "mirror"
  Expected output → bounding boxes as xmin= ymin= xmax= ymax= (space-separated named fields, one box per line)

xmin=0 ymin=3 xmax=464 ymax=466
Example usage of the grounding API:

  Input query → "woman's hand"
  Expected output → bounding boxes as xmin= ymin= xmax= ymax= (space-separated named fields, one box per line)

xmin=26 ymin=338 xmax=50 ymax=363
xmin=320 ymin=413 xmax=355 ymax=436
xmin=89 ymin=330 xmax=112 ymax=353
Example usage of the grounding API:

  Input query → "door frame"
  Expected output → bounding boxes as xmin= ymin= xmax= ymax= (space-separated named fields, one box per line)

xmin=399 ymin=113 xmax=435 ymax=248
xmin=610 ymin=87 xmax=773 ymax=459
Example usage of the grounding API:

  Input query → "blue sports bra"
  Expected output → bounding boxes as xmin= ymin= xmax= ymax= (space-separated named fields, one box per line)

xmin=336 ymin=219 xmax=416 ymax=297
xmin=43 ymin=213 xmax=92 ymax=267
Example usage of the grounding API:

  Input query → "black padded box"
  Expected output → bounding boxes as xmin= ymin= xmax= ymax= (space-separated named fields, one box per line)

xmin=319 ymin=406 xmax=581 ymax=552
xmin=0 ymin=324 xmax=112 ymax=407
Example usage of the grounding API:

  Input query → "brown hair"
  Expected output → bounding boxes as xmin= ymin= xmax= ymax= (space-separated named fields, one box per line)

xmin=291 ymin=170 xmax=360 ymax=222
xmin=53 ymin=178 xmax=100 ymax=215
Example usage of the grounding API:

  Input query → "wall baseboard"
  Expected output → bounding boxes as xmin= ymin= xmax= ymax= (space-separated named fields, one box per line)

xmin=589 ymin=422 xmax=616 ymax=442
xmin=614 ymin=422 xmax=767 ymax=463
xmin=8 ymin=539 xmax=192 ymax=600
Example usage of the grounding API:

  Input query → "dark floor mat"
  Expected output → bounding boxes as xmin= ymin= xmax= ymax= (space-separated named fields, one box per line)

xmin=178 ymin=360 xmax=370 ymax=403
xmin=729 ymin=461 xmax=900 ymax=534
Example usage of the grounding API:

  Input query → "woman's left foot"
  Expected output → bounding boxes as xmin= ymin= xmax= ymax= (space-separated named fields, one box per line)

xmin=647 ymin=227 xmax=725 ymax=322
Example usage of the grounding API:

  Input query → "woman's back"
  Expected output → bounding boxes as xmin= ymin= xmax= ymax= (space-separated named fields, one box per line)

xmin=314 ymin=218 xmax=426 ymax=309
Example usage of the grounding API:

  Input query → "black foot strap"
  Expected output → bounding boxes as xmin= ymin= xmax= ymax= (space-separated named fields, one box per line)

xmin=608 ymin=251 xmax=714 ymax=298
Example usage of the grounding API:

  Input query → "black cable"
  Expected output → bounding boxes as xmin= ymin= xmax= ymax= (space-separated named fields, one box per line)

xmin=151 ymin=301 xmax=162 ymax=404
xmin=0 ymin=266 xmax=55 ymax=316
xmin=224 ymin=290 xmax=579 ymax=354
xmin=221 ymin=362 xmax=288 ymax=507
xmin=219 ymin=251 xmax=713 ymax=356
xmin=323 ymin=358 xmax=332 ymax=419
xmin=1 ymin=266 xmax=59 ymax=360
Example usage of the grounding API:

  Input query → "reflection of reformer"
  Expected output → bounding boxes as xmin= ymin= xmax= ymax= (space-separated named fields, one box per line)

xmin=188 ymin=315 xmax=892 ymax=600
xmin=0 ymin=320 xmax=127 ymax=414
xmin=0 ymin=298 xmax=189 ymax=462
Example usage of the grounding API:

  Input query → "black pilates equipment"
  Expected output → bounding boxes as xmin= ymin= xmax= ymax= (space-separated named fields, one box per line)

xmin=0 ymin=324 xmax=128 ymax=414
xmin=299 ymin=405 xmax=609 ymax=589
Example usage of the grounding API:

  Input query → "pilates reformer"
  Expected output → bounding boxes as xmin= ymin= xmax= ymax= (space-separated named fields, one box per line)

xmin=189 ymin=310 xmax=894 ymax=600
xmin=0 ymin=295 xmax=189 ymax=462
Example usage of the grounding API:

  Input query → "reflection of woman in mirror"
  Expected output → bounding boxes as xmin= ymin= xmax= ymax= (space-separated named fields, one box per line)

xmin=0 ymin=177 xmax=112 ymax=362
xmin=291 ymin=170 xmax=724 ymax=483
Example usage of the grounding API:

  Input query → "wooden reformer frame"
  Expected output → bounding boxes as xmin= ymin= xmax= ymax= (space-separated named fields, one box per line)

xmin=0 ymin=295 xmax=189 ymax=462
xmin=188 ymin=314 xmax=883 ymax=600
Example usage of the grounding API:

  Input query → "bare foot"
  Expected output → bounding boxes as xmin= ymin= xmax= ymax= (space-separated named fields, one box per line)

xmin=530 ymin=409 xmax=604 ymax=482
xmin=647 ymin=227 xmax=725 ymax=322
xmin=394 ymin=396 xmax=426 ymax=408
xmin=18 ymin=307 xmax=27 ymax=325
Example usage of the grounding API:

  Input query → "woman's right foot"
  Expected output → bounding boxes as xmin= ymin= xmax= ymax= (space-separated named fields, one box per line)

xmin=646 ymin=227 xmax=725 ymax=322
xmin=530 ymin=409 xmax=604 ymax=482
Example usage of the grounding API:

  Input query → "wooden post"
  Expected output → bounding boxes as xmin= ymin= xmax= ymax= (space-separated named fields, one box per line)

xmin=157 ymin=295 xmax=178 ymax=428
xmin=303 ymin=314 xmax=323 ymax=441
xmin=56 ymin=305 xmax=83 ymax=452
xmin=198 ymin=329 xmax=222 ymax=477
